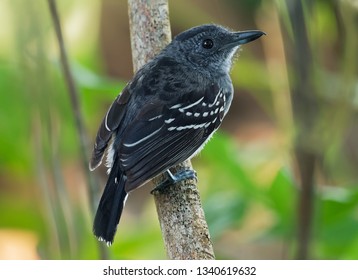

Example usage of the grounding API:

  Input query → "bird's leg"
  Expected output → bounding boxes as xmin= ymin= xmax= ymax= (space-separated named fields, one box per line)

xmin=151 ymin=169 xmax=197 ymax=193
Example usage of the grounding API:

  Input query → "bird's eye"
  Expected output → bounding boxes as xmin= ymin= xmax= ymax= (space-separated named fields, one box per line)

xmin=202 ymin=38 xmax=214 ymax=49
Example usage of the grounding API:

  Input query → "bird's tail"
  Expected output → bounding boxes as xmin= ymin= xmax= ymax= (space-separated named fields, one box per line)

xmin=93 ymin=157 xmax=128 ymax=246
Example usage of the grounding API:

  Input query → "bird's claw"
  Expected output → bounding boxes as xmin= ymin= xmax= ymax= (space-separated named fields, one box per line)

xmin=151 ymin=169 xmax=197 ymax=194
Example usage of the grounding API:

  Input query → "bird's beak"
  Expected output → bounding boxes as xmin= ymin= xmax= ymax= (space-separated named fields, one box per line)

xmin=222 ymin=30 xmax=266 ymax=50
xmin=234 ymin=30 xmax=266 ymax=44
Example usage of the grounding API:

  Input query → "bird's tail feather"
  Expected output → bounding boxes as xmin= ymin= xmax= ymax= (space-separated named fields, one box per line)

xmin=93 ymin=157 xmax=127 ymax=246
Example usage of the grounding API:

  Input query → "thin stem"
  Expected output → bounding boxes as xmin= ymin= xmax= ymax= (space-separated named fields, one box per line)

xmin=47 ymin=0 xmax=108 ymax=259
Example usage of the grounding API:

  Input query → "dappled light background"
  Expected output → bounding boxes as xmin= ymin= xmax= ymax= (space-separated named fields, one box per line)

xmin=1 ymin=0 xmax=358 ymax=259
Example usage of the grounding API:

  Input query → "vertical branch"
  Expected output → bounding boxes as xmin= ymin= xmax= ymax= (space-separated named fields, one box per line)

xmin=47 ymin=0 xmax=97 ymax=211
xmin=278 ymin=0 xmax=317 ymax=259
xmin=128 ymin=0 xmax=171 ymax=73
xmin=127 ymin=0 xmax=215 ymax=259
xmin=47 ymin=0 xmax=108 ymax=259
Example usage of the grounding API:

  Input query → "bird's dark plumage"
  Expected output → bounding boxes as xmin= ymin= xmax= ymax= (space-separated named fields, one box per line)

xmin=90 ymin=24 xmax=265 ymax=245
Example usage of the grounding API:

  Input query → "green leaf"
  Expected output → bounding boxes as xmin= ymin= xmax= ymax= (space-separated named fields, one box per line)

xmin=265 ymin=168 xmax=297 ymax=238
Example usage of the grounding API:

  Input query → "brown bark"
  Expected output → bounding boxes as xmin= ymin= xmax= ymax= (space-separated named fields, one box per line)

xmin=127 ymin=0 xmax=215 ymax=259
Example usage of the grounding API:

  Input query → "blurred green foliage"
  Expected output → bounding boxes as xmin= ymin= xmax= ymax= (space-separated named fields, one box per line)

xmin=0 ymin=0 xmax=358 ymax=260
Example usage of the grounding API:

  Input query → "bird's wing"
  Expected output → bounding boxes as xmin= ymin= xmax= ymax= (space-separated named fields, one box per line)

xmin=119 ymin=83 xmax=227 ymax=192
xmin=89 ymin=87 xmax=131 ymax=171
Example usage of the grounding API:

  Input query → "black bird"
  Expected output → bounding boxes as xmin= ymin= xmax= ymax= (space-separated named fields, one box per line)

xmin=90 ymin=24 xmax=265 ymax=245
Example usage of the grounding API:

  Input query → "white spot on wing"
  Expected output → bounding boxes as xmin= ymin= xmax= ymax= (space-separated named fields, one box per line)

xmin=194 ymin=123 xmax=207 ymax=129
xmin=104 ymin=108 xmax=111 ymax=131
xmin=165 ymin=118 xmax=175 ymax=124
xmin=209 ymin=90 xmax=221 ymax=108
xmin=170 ymin=104 xmax=182 ymax=109
xmin=176 ymin=125 xmax=194 ymax=131
xmin=180 ymin=97 xmax=204 ymax=110
xmin=123 ymin=127 xmax=162 ymax=147
xmin=123 ymin=194 xmax=129 ymax=207
xmin=148 ymin=115 xmax=163 ymax=121
xmin=170 ymin=123 xmax=208 ymax=131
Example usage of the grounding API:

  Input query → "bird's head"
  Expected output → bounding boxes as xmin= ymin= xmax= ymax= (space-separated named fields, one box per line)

xmin=165 ymin=24 xmax=265 ymax=73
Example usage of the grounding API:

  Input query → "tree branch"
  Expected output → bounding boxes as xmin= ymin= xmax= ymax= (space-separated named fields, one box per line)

xmin=47 ymin=0 xmax=98 ymax=209
xmin=47 ymin=0 xmax=108 ymax=259
xmin=127 ymin=0 xmax=215 ymax=259
xmin=278 ymin=0 xmax=317 ymax=259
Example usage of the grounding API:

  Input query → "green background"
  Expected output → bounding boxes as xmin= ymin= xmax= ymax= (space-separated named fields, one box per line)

xmin=1 ymin=0 xmax=358 ymax=259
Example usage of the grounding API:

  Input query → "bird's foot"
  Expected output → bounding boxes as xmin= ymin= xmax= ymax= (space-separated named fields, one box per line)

xmin=151 ymin=169 xmax=197 ymax=194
